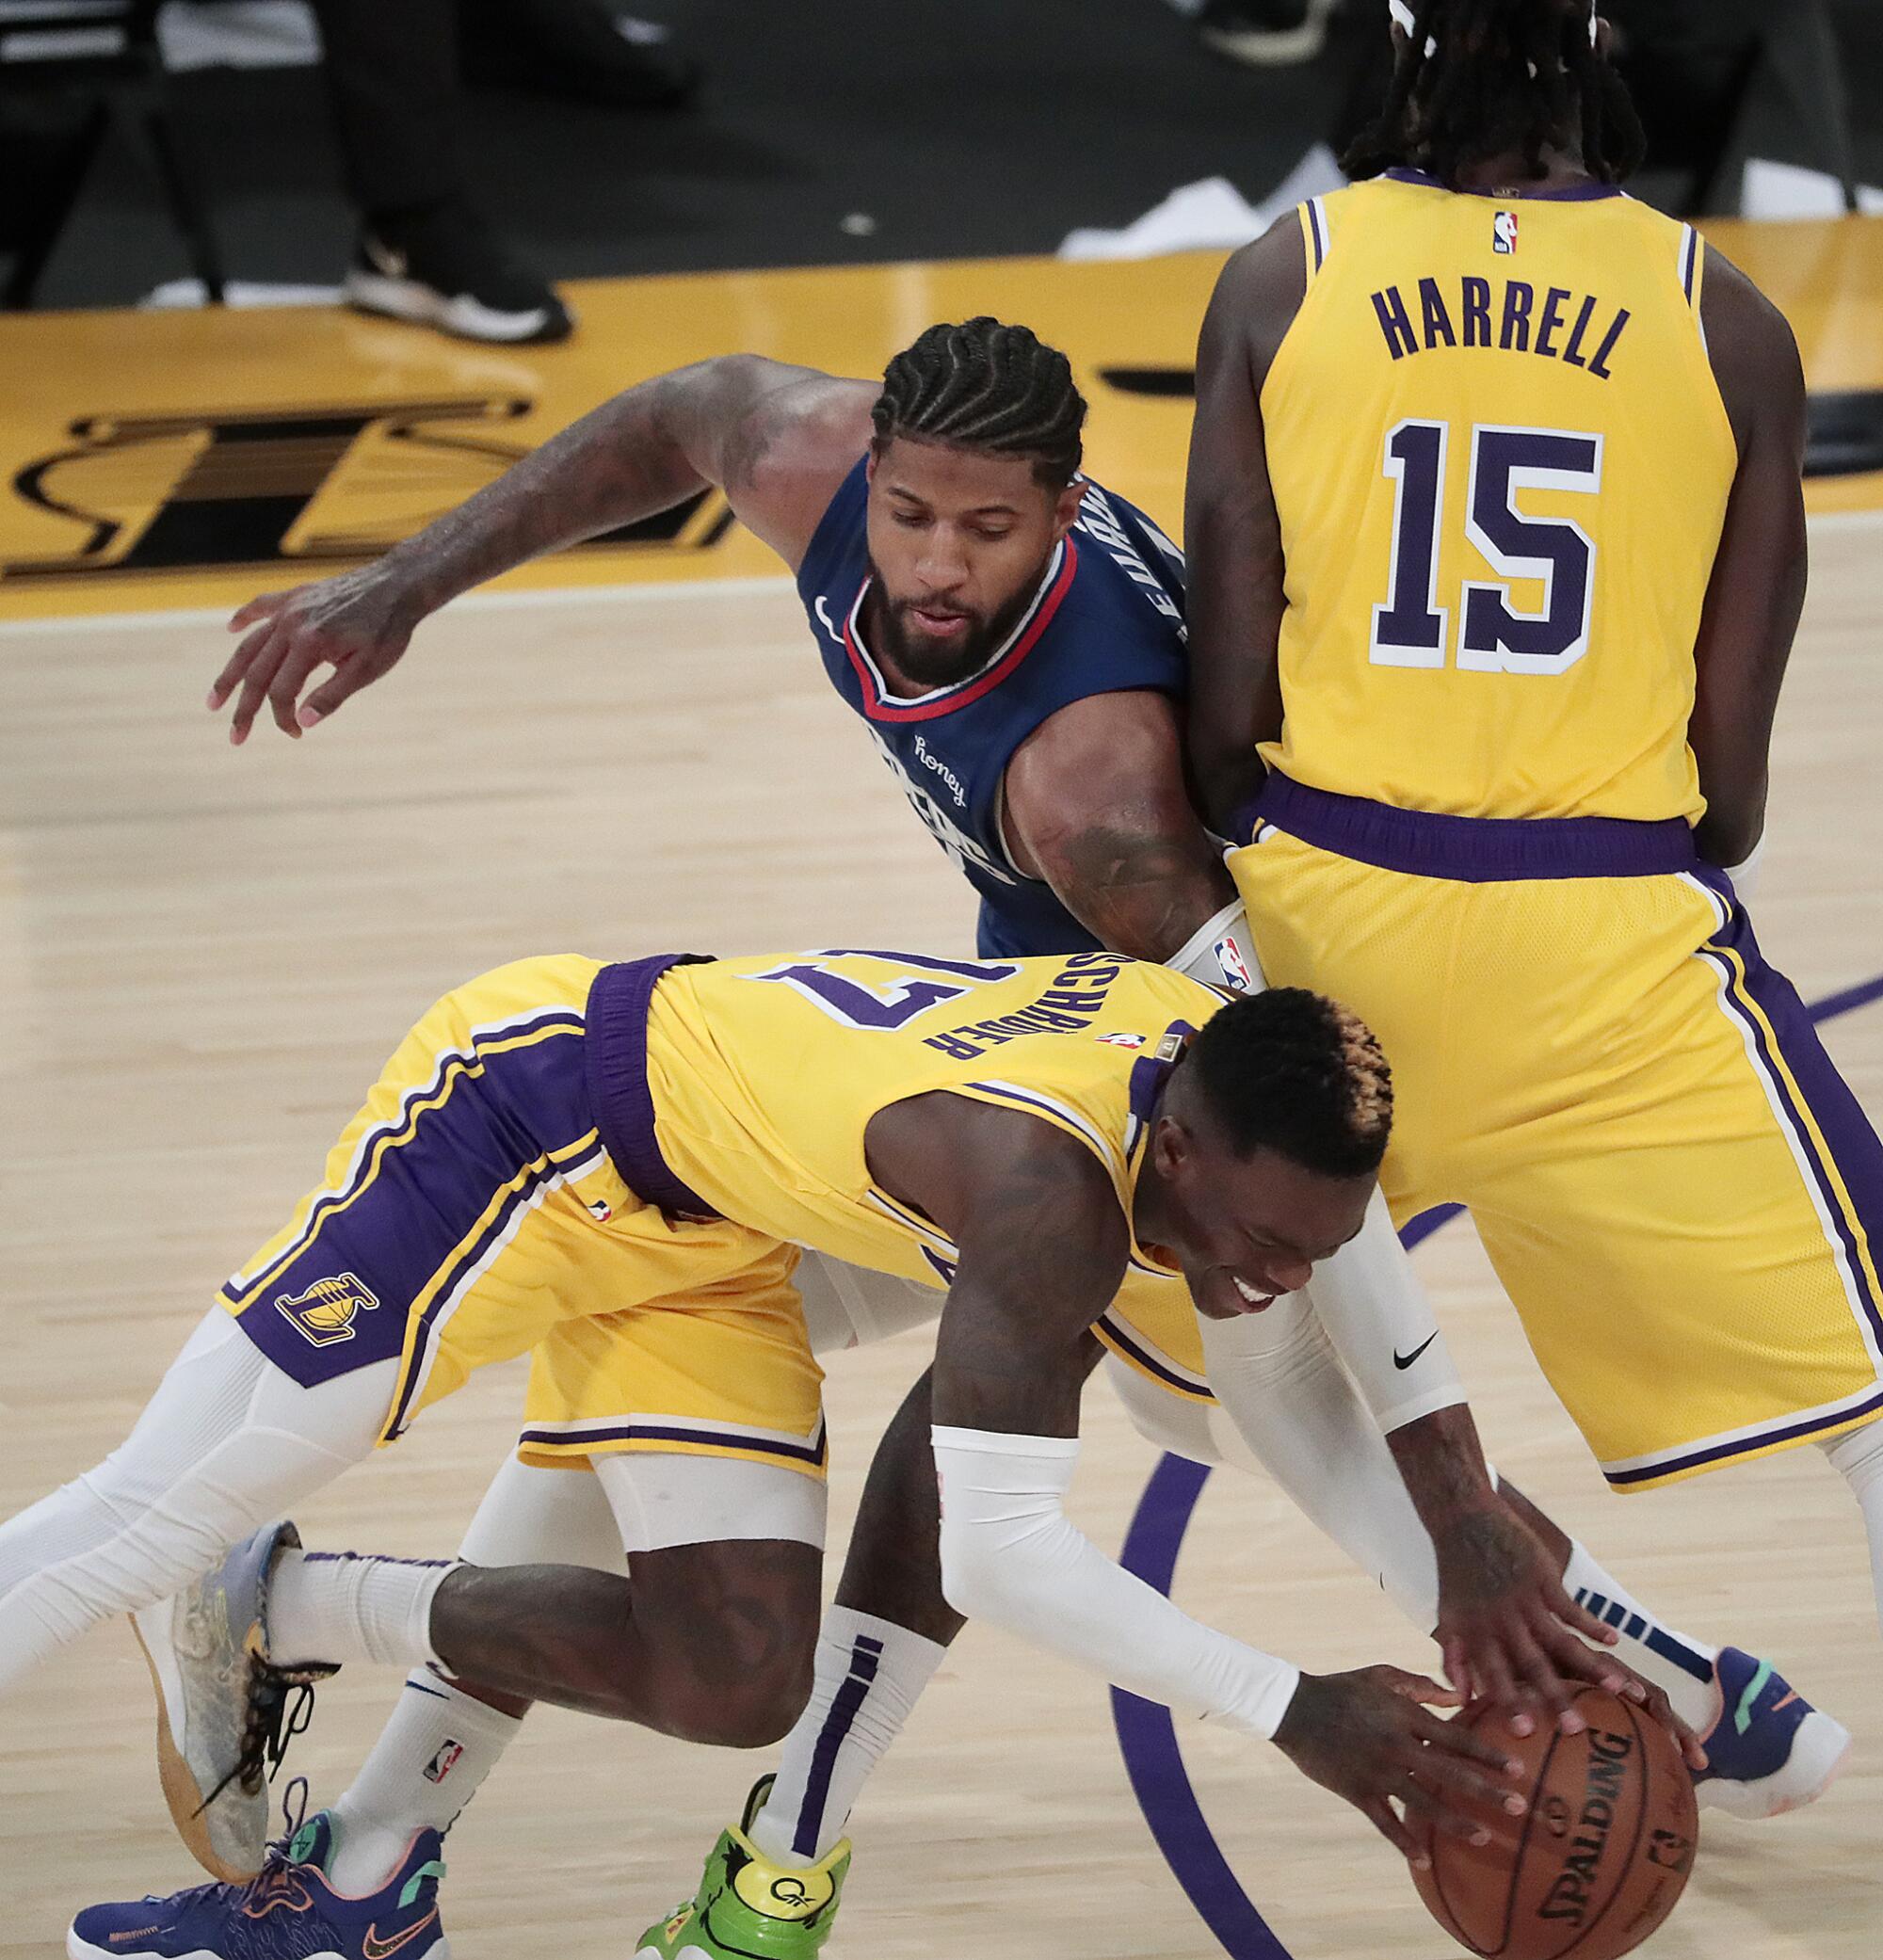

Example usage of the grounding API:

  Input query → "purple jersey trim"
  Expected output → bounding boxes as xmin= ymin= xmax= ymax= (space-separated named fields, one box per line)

xmin=1242 ymin=771 xmax=1698 ymax=882
xmin=1382 ymin=167 xmax=1625 ymax=202
xmin=585 ymin=955 xmax=722 ymax=1219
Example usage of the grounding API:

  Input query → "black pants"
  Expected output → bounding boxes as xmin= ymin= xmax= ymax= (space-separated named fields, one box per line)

xmin=308 ymin=0 xmax=462 ymax=219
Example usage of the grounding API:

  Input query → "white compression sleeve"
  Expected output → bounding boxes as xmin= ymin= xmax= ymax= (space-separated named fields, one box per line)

xmin=1168 ymin=898 xmax=1265 ymax=993
xmin=1725 ymin=837 xmax=1765 ymax=902
xmin=931 ymin=1425 xmax=1299 ymax=1738
xmin=1300 ymin=1185 xmax=1466 ymax=1435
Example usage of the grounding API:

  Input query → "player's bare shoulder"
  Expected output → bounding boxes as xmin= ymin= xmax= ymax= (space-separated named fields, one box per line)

xmin=1203 ymin=211 xmax=1312 ymax=378
xmin=708 ymin=361 xmax=879 ymax=566
xmin=1697 ymin=246 xmax=1807 ymax=457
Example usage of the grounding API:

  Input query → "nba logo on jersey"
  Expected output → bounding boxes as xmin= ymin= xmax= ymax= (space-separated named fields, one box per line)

xmin=1097 ymin=1031 xmax=1147 ymax=1049
xmin=423 ymin=1739 xmax=465 ymax=1784
xmin=1493 ymin=211 xmax=1519 ymax=255
xmin=274 ymin=1272 xmax=380 ymax=1347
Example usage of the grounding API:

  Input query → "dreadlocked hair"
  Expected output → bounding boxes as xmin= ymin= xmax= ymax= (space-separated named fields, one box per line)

xmin=1344 ymin=0 xmax=1646 ymax=188
xmin=1184 ymin=988 xmax=1393 ymax=1181
xmin=873 ymin=318 xmax=1086 ymax=489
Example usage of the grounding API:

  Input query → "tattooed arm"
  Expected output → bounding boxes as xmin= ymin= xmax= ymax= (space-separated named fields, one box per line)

xmin=209 ymin=356 xmax=877 ymax=741
xmin=1002 ymin=688 xmax=1239 ymax=962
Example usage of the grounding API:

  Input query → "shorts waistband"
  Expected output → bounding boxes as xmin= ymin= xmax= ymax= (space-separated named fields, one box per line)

xmin=1240 ymin=773 xmax=1699 ymax=882
xmin=585 ymin=954 xmax=724 ymax=1219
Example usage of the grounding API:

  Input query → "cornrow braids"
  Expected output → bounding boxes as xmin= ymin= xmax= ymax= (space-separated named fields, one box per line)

xmin=1344 ymin=0 xmax=1645 ymax=189
xmin=1185 ymin=988 xmax=1394 ymax=1181
xmin=873 ymin=318 xmax=1087 ymax=489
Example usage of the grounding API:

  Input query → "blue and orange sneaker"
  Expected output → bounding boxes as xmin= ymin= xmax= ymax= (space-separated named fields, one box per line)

xmin=68 ymin=1802 xmax=447 ymax=1960
xmin=1695 ymin=1647 xmax=1853 ymax=1819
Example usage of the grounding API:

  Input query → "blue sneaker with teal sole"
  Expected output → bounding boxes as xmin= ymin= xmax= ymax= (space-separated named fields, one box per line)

xmin=68 ymin=1805 xmax=447 ymax=1960
xmin=1695 ymin=1647 xmax=1852 ymax=1819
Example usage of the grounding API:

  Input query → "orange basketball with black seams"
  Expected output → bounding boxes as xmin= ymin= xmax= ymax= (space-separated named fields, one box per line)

xmin=1411 ymin=1686 xmax=1699 ymax=1960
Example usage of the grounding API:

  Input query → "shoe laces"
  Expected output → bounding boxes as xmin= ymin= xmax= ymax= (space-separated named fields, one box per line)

xmin=154 ymin=1781 xmax=320 ymax=1914
xmin=199 ymin=1671 xmax=319 ymax=1813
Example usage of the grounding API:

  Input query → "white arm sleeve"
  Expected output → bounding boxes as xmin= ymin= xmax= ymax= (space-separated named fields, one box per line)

xmin=1168 ymin=898 xmax=1265 ymax=993
xmin=932 ymin=1424 xmax=1300 ymax=1739
xmin=1299 ymin=1185 xmax=1466 ymax=1435
xmin=1725 ymin=836 xmax=1765 ymax=902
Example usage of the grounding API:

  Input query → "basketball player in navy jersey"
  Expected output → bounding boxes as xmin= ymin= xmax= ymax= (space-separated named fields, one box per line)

xmin=70 ymin=322 xmax=1828 ymax=1960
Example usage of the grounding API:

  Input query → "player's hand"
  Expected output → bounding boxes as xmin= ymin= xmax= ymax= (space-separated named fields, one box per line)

xmin=1428 ymin=1501 xmax=1707 ymax=1769
xmin=1272 ymin=1664 xmax=1527 ymax=1867
xmin=210 ymin=566 xmax=424 ymax=745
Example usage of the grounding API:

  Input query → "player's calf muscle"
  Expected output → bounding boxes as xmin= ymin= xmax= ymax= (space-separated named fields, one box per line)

xmin=429 ymin=1546 xmax=819 ymax=1745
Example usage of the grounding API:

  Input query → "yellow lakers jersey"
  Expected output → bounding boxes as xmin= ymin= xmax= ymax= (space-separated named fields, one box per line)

xmin=643 ymin=949 xmax=1226 ymax=1390
xmin=1257 ymin=172 xmax=1737 ymax=823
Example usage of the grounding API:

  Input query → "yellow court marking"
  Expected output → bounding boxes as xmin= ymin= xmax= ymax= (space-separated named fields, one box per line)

xmin=4 ymin=217 xmax=1880 ymax=620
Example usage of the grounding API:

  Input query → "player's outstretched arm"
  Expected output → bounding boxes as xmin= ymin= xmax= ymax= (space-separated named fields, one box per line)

xmin=209 ymin=358 xmax=877 ymax=744
xmin=1689 ymin=249 xmax=1811 ymax=873
xmin=865 ymin=1092 xmax=1523 ymax=1866
xmin=1183 ymin=217 xmax=1304 ymax=836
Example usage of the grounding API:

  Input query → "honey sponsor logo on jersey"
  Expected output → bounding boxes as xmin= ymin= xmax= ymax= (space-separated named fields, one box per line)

xmin=275 ymin=1272 xmax=382 ymax=1348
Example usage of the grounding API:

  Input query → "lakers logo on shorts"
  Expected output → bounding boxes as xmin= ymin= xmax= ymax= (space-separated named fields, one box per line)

xmin=275 ymin=1272 xmax=381 ymax=1347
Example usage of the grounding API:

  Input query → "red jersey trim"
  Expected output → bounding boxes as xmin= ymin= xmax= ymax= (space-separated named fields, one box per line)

xmin=843 ymin=538 xmax=1079 ymax=724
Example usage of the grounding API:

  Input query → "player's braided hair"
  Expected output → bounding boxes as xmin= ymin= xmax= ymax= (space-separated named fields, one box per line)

xmin=873 ymin=318 xmax=1086 ymax=489
xmin=1344 ymin=0 xmax=1646 ymax=188
xmin=1186 ymin=988 xmax=1393 ymax=1180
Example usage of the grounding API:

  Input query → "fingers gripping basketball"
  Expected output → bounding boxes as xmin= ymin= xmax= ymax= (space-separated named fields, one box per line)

xmin=1412 ymin=1688 xmax=1698 ymax=1960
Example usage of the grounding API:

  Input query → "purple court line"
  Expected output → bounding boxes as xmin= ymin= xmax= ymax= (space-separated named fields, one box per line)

xmin=1112 ymin=972 xmax=1883 ymax=1959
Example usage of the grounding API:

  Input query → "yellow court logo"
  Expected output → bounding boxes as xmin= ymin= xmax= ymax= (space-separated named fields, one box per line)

xmin=275 ymin=1272 xmax=382 ymax=1347
xmin=4 ymin=401 xmax=732 ymax=584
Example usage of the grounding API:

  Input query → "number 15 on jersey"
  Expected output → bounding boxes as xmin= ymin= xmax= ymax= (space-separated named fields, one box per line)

xmin=1372 ymin=419 xmax=1604 ymax=676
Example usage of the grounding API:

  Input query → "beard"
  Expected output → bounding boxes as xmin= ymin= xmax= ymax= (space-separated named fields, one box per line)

xmin=864 ymin=554 xmax=1049 ymax=692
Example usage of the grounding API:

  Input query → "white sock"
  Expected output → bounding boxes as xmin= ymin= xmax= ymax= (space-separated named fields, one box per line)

xmin=1560 ymin=1541 xmax=1720 ymax=1728
xmin=323 ymin=1670 xmax=523 ymax=1893
xmin=748 ymin=1608 xmax=947 ymax=1868
xmin=269 ymin=1550 xmax=457 ymax=1671
xmin=1825 ymin=1421 xmax=1883 ymax=1634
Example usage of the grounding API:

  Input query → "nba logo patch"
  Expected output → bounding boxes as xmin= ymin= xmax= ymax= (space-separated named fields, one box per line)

xmin=423 ymin=1739 xmax=464 ymax=1784
xmin=1493 ymin=211 xmax=1519 ymax=256
xmin=1214 ymin=937 xmax=1255 ymax=992
xmin=1097 ymin=1031 xmax=1147 ymax=1050
xmin=275 ymin=1272 xmax=380 ymax=1347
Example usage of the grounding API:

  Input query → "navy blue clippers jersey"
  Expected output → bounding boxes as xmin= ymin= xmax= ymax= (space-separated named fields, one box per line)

xmin=796 ymin=459 xmax=1188 ymax=958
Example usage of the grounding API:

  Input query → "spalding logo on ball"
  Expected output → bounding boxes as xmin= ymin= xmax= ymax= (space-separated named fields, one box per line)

xmin=1412 ymin=1686 xmax=1698 ymax=1960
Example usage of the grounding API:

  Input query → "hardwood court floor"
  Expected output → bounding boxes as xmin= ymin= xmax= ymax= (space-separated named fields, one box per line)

xmin=1 ymin=523 xmax=1879 ymax=1959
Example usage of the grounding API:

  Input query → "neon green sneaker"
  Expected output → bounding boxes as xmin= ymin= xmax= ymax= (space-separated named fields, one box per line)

xmin=635 ymin=1777 xmax=851 ymax=1959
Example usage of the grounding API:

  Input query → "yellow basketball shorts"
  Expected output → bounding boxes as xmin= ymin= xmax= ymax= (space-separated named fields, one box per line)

xmin=217 ymin=954 xmax=826 ymax=1476
xmin=1231 ymin=775 xmax=1883 ymax=1491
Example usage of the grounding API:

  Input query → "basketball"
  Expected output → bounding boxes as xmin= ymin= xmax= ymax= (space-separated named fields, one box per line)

xmin=1411 ymin=1687 xmax=1699 ymax=1960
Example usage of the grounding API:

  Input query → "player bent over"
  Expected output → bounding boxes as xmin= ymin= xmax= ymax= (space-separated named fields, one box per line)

xmin=8 ymin=949 xmax=1666 ymax=1952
